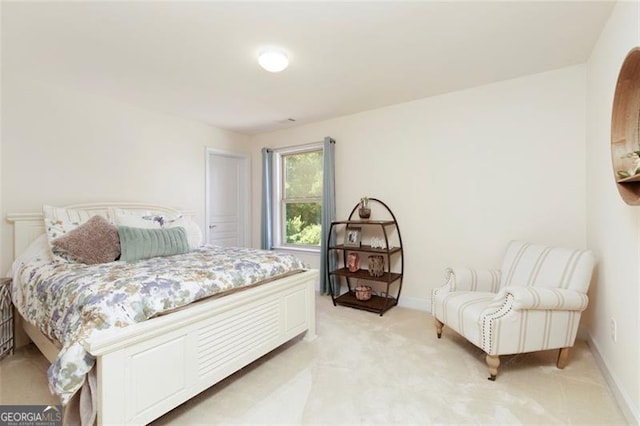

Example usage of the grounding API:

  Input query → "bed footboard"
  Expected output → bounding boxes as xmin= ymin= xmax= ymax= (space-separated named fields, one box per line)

xmin=88 ymin=269 xmax=317 ymax=425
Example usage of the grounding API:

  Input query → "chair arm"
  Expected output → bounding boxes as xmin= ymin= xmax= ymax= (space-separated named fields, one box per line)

xmin=493 ymin=286 xmax=589 ymax=311
xmin=444 ymin=267 xmax=501 ymax=293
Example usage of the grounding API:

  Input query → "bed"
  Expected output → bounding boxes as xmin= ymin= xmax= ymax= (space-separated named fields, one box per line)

xmin=7 ymin=202 xmax=318 ymax=425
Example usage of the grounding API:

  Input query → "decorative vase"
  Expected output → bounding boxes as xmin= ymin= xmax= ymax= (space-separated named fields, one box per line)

xmin=358 ymin=207 xmax=371 ymax=219
xmin=347 ymin=252 xmax=360 ymax=272
xmin=368 ymin=255 xmax=385 ymax=277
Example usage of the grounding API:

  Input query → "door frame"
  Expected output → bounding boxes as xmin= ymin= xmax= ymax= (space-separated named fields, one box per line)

xmin=205 ymin=147 xmax=251 ymax=247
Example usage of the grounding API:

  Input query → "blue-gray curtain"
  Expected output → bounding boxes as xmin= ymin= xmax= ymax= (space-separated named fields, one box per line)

xmin=260 ymin=148 xmax=273 ymax=250
xmin=320 ymin=136 xmax=337 ymax=295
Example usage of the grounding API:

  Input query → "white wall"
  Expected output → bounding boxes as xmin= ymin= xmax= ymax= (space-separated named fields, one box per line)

xmin=250 ymin=65 xmax=587 ymax=310
xmin=586 ymin=1 xmax=640 ymax=423
xmin=1 ymin=75 xmax=251 ymax=274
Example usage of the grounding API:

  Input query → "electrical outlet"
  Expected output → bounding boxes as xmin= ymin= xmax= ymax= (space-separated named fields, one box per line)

xmin=610 ymin=318 xmax=617 ymax=342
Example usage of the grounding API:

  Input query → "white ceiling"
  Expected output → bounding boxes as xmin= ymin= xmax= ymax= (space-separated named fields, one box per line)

xmin=2 ymin=1 xmax=615 ymax=135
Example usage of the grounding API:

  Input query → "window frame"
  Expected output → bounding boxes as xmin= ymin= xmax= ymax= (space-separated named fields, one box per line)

xmin=272 ymin=142 xmax=323 ymax=252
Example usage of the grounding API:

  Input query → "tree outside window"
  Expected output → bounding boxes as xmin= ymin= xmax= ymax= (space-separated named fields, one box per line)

xmin=280 ymin=148 xmax=323 ymax=247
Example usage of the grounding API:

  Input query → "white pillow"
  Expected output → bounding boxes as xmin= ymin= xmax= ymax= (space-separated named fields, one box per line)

xmin=167 ymin=216 xmax=203 ymax=250
xmin=13 ymin=234 xmax=52 ymax=265
xmin=43 ymin=205 xmax=96 ymax=255
xmin=114 ymin=213 xmax=202 ymax=250
xmin=114 ymin=213 xmax=159 ymax=229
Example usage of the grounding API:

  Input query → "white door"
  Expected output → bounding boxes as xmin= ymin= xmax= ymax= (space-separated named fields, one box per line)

xmin=206 ymin=149 xmax=250 ymax=247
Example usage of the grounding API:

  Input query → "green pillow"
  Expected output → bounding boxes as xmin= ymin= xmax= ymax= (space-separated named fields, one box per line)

xmin=118 ymin=226 xmax=190 ymax=262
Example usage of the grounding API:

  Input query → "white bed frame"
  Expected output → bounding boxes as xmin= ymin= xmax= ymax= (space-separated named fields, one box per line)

xmin=7 ymin=203 xmax=317 ymax=425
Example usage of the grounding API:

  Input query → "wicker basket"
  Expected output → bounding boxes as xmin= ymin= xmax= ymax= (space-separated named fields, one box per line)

xmin=355 ymin=285 xmax=372 ymax=301
xmin=0 ymin=279 xmax=13 ymax=361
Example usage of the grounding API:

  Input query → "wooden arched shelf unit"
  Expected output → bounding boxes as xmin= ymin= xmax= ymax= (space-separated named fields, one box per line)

xmin=611 ymin=47 xmax=640 ymax=205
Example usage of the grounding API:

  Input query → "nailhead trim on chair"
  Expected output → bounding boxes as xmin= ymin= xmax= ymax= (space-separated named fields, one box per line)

xmin=481 ymin=293 xmax=514 ymax=354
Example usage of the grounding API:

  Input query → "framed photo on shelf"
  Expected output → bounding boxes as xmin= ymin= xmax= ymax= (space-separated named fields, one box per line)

xmin=344 ymin=226 xmax=362 ymax=247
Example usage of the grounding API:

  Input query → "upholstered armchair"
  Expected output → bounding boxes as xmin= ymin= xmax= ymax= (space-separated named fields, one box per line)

xmin=431 ymin=240 xmax=595 ymax=380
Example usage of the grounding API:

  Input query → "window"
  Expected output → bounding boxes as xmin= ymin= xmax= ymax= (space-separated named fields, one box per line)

xmin=273 ymin=143 xmax=323 ymax=250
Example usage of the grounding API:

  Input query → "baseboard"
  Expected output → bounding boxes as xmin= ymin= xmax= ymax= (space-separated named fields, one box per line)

xmin=587 ymin=333 xmax=639 ymax=425
xmin=397 ymin=295 xmax=429 ymax=312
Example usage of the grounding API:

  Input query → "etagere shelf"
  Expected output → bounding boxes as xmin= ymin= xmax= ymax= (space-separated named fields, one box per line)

xmin=326 ymin=198 xmax=403 ymax=316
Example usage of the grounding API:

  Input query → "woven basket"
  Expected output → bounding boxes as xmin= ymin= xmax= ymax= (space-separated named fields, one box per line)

xmin=0 ymin=279 xmax=13 ymax=361
xmin=355 ymin=285 xmax=372 ymax=301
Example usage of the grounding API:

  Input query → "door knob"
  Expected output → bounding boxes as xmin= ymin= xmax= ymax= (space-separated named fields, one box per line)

xmin=209 ymin=225 xmax=217 ymax=229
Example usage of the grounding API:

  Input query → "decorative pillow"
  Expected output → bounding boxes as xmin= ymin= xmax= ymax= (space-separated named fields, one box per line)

xmin=51 ymin=215 xmax=121 ymax=264
xmin=118 ymin=226 xmax=190 ymax=262
xmin=115 ymin=213 xmax=203 ymax=249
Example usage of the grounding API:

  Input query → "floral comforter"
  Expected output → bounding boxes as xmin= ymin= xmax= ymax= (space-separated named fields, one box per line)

xmin=11 ymin=245 xmax=306 ymax=404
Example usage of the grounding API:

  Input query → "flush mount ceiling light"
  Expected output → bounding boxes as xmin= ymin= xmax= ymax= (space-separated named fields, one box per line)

xmin=258 ymin=49 xmax=289 ymax=73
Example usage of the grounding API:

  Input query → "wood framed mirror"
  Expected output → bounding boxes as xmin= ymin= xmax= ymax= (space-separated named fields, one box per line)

xmin=611 ymin=47 xmax=640 ymax=205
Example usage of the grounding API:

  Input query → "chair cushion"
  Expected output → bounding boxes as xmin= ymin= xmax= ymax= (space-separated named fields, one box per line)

xmin=431 ymin=290 xmax=495 ymax=348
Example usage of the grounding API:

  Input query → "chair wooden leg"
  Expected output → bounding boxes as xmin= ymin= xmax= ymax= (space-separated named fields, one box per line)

xmin=435 ymin=319 xmax=444 ymax=338
xmin=557 ymin=347 xmax=570 ymax=369
xmin=486 ymin=355 xmax=500 ymax=381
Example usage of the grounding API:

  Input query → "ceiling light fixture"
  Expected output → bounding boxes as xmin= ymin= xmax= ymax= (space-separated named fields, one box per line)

xmin=258 ymin=49 xmax=289 ymax=73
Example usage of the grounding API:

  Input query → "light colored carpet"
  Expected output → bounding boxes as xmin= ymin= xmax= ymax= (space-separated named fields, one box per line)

xmin=0 ymin=295 xmax=627 ymax=425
